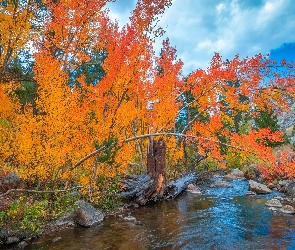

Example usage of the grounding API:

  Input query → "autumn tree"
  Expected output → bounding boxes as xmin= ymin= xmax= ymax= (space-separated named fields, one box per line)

xmin=1 ymin=0 xmax=295 ymax=204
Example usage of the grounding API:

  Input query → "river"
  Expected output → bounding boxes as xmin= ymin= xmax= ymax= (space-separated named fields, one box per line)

xmin=27 ymin=179 xmax=295 ymax=250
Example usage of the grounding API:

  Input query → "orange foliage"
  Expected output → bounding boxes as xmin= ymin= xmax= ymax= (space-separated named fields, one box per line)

xmin=0 ymin=0 xmax=295 ymax=193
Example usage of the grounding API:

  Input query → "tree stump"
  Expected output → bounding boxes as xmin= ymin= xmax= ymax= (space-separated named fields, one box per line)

xmin=146 ymin=138 xmax=166 ymax=200
xmin=119 ymin=138 xmax=199 ymax=205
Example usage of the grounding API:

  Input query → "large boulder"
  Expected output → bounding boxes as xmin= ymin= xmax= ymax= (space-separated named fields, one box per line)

xmin=249 ymin=180 xmax=271 ymax=194
xmin=286 ymin=181 xmax=295 ymax=198
xmin=231 ymin=168 xmax=244 ymax=177
xmin=72 ymin=200 xmax=104 ymax=227
xmin=224 ymin=168 xmax=245 ymax=181
xmin=0 ymin=173 xmax=26 ymax=193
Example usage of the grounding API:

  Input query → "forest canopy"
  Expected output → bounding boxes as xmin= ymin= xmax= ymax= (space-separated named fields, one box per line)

xmin=1 ymin=0 xmax=295 ymax=200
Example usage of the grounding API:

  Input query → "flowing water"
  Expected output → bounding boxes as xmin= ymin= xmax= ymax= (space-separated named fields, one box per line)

xmin=27 ymin=179 xmax=295 ymax=250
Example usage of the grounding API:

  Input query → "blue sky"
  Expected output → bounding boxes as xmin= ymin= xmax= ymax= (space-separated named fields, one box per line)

xmin=106 ymin=0 xmax=295 ymax=75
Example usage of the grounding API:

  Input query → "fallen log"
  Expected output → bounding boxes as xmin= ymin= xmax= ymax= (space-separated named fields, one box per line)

xmin=119 ymin=138 xmax=199 ymax=205
xmin=119 ymin=172 xmax=199 ymax=205
xmin=164 ymin=172 xmax=199 ymax=199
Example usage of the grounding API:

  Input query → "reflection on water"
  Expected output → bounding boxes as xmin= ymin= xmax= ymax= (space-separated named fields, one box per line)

xmin=27 ymin=179 xmax=295 ymax=250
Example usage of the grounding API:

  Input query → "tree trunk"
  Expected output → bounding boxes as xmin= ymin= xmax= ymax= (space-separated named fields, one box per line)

xmin=120 ymin=138 xmax=167 ymax=205
xmin=119 ymin=138 xmax=200 ymax=205
xmin=146 ymin=138 xmax=166 ymax=200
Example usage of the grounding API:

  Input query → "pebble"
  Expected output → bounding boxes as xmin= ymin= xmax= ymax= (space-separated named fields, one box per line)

xmin=52 ymin=237 xmax=62 ymax=243
xmin=17 ymin=241 xmax=28 ymax=249
xmin=265 ymin=199 xmax=282 ymax=208
xmin=280 ymin=205 xmax=295 ymax=214
xmin=273 ymin=196 xmax=285 ymax=201
xmin=123 ymin=215 xmax=137 ymax=222
xmin=246 ymin=191 xmax=256 ymax=195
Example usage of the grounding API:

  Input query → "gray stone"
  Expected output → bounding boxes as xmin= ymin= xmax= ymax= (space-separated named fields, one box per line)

xmin=267 ymin=182 xmax=276 ymax=189
xmin=277 ymin=98 xmax=295 ymax=132
xmin=286 ymin=181 xmax=295 ymax=198
xmin=281 ymin=205 xmax=295 ymax=214
xmin=17 ymin=241 xmax=28 ymax=249
xmin=123 ymin=215 xmax=137 ymax=222
xmin=274 ymin=196 xmax=285 ymax=201
xmin=265 ymin=199 xmax=282 ymax=208
xmin=0 ymin=173 xmax=25 ymax=193
xmin=246 ymin=191 xmax=256 ymax=195
xmin=231 ymin=168 xmax=244 ymax=177
xmin=223 ymin=174 xmax=238 ymax=181
xmin=224 ymin=168 xmax=244 ymax=181
xmin=72 ymin=200 xmax=104 ymax=227
xmin=249 ymin=180 xmax=271 ymax=194
xmin=279 ymin=180 xmax=290 ymax=186
xmin=210 ymin=180 xmax=232 ymax=188
xmin=6 ymin=236 xmax=20 ymax=244
xmin=52 ymin=237 xmax=62 ymax=243
xmin=186 ymin=184 xmax=202 ymax=194
xmin=55 ymin=214 xmax=75 ymax=227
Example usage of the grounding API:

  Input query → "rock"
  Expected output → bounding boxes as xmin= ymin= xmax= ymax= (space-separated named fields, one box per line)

xmin=265 ymin=199 xmax=282 ymax=208
xmin=224 ymin=168 xmax=245 ymax=181
xmin=246 ymin=191 xmax=256 ymax=195
xmin=274 ymin=196 xmax=285 ymax=201
xmin=72 ymin=200 xmax=104 ymax=227
xmin=55 ymin=215 xmax=75 ymax=227
xmin=231 ymin=168 xmax=244 ymax=177
xmin=186 ymin=184 xmax=202 ymax=194
xmin=268 ymin=207 xmax=278 ymax=211
xmin=279 ymin=186 xmax=288 ymax=193
xmin=286 ymin=181 xmax=295 ymax=198
xmin=279 ymin=180 xmax=290 ymax=186
xmin=210 ymin=180 xmax=232 ymax=188
xmin=223 ymin=174 xmax=238 ymax=181
xmin=123 ymin=215 xmax=137 ymax=222
xmin=17 ymin=241 xmax=28 ymax=249
xmin=52 ymin=237 xmax=62 ymax=243
xmin=267 ymin=182 xmax=276 ymax=189
xmin=187 ymin=184 xmax=196 ymax=190
xmin=6 ymin=236 xmax=20 ymax=244
xmin=280 ymin=205 xmax=295 ymax=214
xmin=249 ymin=180 xmax=271 ymax=194
xmin=0 ymin=173 xmax=26 ymax=193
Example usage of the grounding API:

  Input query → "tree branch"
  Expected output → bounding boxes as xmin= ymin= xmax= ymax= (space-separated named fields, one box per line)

xmin=0 ymin=186 xmax=83 ymax=198
xmin=68 ymin=132 xmax=254 ymax=172
xmin=70 ymin=145 xmax=107 ymax=171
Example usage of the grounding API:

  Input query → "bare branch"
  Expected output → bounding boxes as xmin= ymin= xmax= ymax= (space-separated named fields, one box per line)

xmin=69 ymin=132 xmax=254 ymax=172
xmin=0 ymin=186 xmax=83 ymax=198
xmin=123 ymin=132 xmax=251 ymax=152
xmin=70 ymin=145 xmax=107 ymax=171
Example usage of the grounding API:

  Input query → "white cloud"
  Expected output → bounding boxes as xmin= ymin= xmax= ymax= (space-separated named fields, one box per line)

xmin=107 ymin=0 xmax=295 ymax=75
xmin=155 ymin=0 xmax=295 ymax=74
xmin=216 ymin=3 xmax=226 ymax=14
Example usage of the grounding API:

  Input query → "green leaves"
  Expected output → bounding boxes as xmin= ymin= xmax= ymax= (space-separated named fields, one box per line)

xmin=94 ymin=137 xmax=122 ymax=164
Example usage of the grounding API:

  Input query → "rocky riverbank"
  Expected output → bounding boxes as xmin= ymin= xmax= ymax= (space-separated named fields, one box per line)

xmin=2 ymin=168 xmax=295 ymax=249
